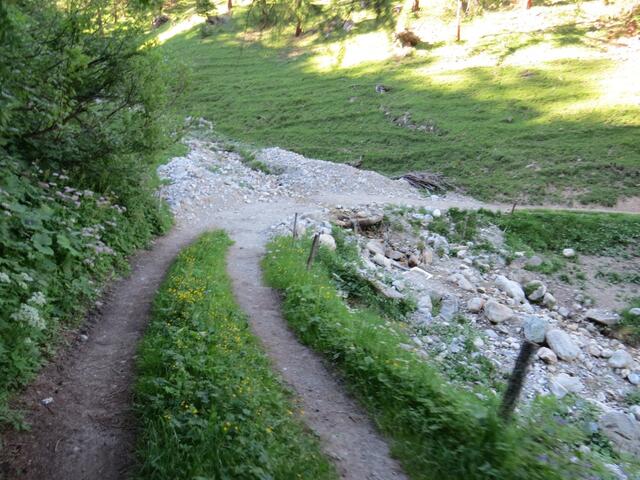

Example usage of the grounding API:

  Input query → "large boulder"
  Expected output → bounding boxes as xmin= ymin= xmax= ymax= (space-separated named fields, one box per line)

xmin=545 ymin=329 xmax=580 ymax=361
xmin=550 ymin=373 xmax=584 ymax=399
xmin=439 ymin=295 xmax=459 ymax=321
xmin=599 ymin=412 xmax=640 ymax=456
xmin=537 ymin=347 xmax=558 ymax=364
xmin=523 ymin=315 xmax=548 ymax=343
xmin=524 ymin=280 xmax=547 ymax=302
xmin=608 ymin=349 xmax=634 ymax=369
xmin=484 ymin=300 xmax=514 ymax=323
xmin=495 ymin=275 xmax=526 ymax=304
xmin=467 ymin=297 xmax=485 ymax=313
xmin=585 ymin=308 xmax=620 ymax=326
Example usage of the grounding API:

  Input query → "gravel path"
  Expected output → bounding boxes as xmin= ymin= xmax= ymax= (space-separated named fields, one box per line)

xmin=2 ymin=138 xmax=635 ymax=480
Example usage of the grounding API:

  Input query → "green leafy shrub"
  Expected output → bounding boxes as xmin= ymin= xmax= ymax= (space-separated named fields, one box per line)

xmin=134 ymin=231 xmax=336 ymax=479
xmin=0 ymin=0 xmax=180 ymax=424
xmin=263 ymin=235 xmax=623 ymax=480
xmin=616 ymin=298 xmax=640 ymax=347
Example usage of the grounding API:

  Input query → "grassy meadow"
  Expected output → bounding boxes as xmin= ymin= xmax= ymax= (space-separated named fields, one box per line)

xmin=156 ymin=0 xmax=640 ymax=206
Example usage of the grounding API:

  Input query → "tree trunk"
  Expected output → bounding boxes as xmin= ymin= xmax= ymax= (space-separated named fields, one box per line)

xmin=228 ymin=0 xmax=233 ymax=11
xmin=525 ymin=0 xmax=533 ymax=8
xmin=455 ymin=0 xmax=462 ymax=41
xmin=411 ymin=0 xmax=420 ymax=11
xmin=295 ymin=19 xmax=302 ymax=36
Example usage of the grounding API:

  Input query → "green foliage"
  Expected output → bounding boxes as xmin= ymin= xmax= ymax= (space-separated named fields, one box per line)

xmin=318 ymin=230 xmax=416 ymax=320
xmin=134 ymin=231 xmax=336 ymax=479
xmin=624 ymin=388 xmax=640 ymax=407
xmin=263 ymin=235 xmax=620 ymax=480
xmin=439 ymin=209 xmax=640 ymax=257
xmin=616 ymin=298 xmax=640 ymax=347
xmin=0 ymin=156 xmax=170 ymax=425
xmin=0 ymin=0 xmax=180 ymax=424
xmin=196 ymin=0 xmax=214 ymax=16
xmin=488 ymin=210 xmax=640 ymax=257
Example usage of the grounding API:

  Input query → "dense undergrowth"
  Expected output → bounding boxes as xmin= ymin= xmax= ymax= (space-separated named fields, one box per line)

xmin=134 ymin=231 xmax=336 ymax=479
xmin=0 ymin=1 xmax=181 ymax=425
xmin=263 ymin=234 xmax=634 ymax=480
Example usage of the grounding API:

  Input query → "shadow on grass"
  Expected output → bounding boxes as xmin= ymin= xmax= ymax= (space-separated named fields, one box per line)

xmin=157 ymin=18 xmax=640 ymax=207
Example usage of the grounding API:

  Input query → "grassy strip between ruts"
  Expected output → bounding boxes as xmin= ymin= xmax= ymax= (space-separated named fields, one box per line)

xmin=263 ymin=235 xmax=627 ymax=480
xmin=133 ymin=231 xmax=337 ymax=480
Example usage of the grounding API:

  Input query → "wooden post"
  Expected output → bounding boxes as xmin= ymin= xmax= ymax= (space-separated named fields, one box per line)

xmin=510 ymin=201 xmax=518 ymax=214
xmin=351 ymin=218 xmax=360 ymax=236
xmin=292 ymin=213 xmax=299 ymax=241
xmin=499 ymin=340 xmax=539 ymax=421
xmin=306 ymin=234 xmax=320 ymax=271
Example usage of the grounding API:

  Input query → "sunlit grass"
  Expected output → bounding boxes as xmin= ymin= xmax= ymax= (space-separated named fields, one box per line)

xmin=156 ymin=1 xmax=640 ymax=206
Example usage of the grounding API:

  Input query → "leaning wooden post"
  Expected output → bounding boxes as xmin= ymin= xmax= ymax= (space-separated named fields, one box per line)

xmin=306 ymin=233 xmax=320 ymax=271
xmin=499 ymin=340 xmax=539 ymax=421
xmin=292 ymin=213 xmax=299 ymax=241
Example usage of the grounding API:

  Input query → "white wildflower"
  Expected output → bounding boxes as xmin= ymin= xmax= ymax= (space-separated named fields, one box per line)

xmin=28 ymin=292 xmax=47 ymax=306
xmin=11 ymin=304 xmax=46 ymax=330
xmin=19 ymin=272 xmax=33 ymax=283
xmin=0 ymin=272 xmax=10 ymax=283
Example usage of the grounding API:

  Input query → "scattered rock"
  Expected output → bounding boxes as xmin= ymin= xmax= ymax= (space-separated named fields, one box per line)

xmin=439 ymin=295 xmax=459 ymax=321
xmin=631 ymin=405 xmax=640 ymax=421
xmin=542 ymin=292 xmax=556 ymax=309
xmin=599 ymin=412 xmax=640 ymax=456
xmin=318 ymin=233 xmax=336 ymax=251
xmin=526 ymin=255 xmax=543 ymax=268
xmin=628 ymin=373 xmax=640 ymax=385
xmin=629 ymin=308 xmax=640 ymax=317
xmin=587 ymin=344 xmax=602 ymax=357
xmin=495 ymin=275 xmax=526 ymax=304
xmin=550 ymin=373 xmax=584 ymax=398
xmin=366 ymin=239 xmax=385 ymax=256
xmin=523 ymin=315 xmax=548 ymax=343
xmin=420 ymin=248 xmax=434 ymax=265
xmin=467 ymin=297 xmax=485 ymax=313
xmin=600 ymin=348 xmax=614 ymax=359
xmin=608 ymin=350 xmax=633 ymax=369
xmin=537 ymin=347 xmax=558 ymax=364
xmin=524 ymin=280 xmax=547 ymax=302
xmin=449 ymin=273 xmax=475 ymax=292
xmin=562 ymin=248 xmax=576 ymax=258
xmin=484 ymin=300 xmax=515 ymax=324
xmin=585 ymin=308 xmax=620 ymax=326
xmin=417 ymin=295 xmax=432 ymax=313
xmin=41 ymin=397 xmax=54 ymax=406
xmin=372 ymin=253 xmax=391 ymax=268
xmin=545 ymin=329 xmax=580 ymax=361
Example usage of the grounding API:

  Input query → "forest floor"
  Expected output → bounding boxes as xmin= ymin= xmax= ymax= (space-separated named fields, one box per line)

xmin=2 ymin=137 xmax=638 ymax=479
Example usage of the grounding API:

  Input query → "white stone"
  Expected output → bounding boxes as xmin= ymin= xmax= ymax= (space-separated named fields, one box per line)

xmin=609 ymin=350 xmax=634 ymax=369
xmin=372 ymin=253 xmax=391 ymax=268
xmin=483 ymin=300 xmax=515 ymax=323
xmin=467 ymin=297 xmax=485 ymax=313
xmin=545 ymin=329 xmax=580 ymax=361
xmin=449 ymin=273 xmax=475 ymax=292
xmin=550 ymin=373 xmax=583 ymax=398
xmin=562 ymin=248 xmax=576 ymax=258
xmin=318 ymin=234 xmax=336 ymax=251
xmin=585 ymin=308 xmax=620 ymax=326
xmin=537 ymin=347 xmax=558 ymax=364
xmin=494 ymin=275 xmax=526 ymax=304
